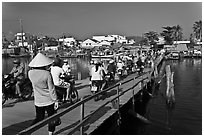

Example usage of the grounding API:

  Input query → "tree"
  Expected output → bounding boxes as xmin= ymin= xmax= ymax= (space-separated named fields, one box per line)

xmin=172 ymin=25 xmax=183 ymax=43
xmin=161 ymin=26 xmax=174 ymax=45
xmin=193 ymin=20 xmax=202 ymax=42
xmin=144 ymin=31 xmax=159 ymax=45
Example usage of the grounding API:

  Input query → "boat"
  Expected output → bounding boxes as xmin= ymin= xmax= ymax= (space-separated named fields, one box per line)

xmin=91 ymin=54 xmax=114 ymax=58
xmin=165 ymin=51 xmax=180 ymax=60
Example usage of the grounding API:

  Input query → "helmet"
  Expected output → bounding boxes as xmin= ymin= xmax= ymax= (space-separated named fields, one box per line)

xmin=13 ymin=59 xmax=20 ymax=64
xmin=90 ymin=60 xmax=94 ymax=64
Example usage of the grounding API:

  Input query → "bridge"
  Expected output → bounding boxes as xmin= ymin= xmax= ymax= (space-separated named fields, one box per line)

xmin=2 ymin=55 xmax=164 ymax=135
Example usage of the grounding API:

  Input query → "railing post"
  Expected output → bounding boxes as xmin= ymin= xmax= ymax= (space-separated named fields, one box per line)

xmin=117 ymin=84 xmax=121 ymax=130
xmin=132 ymin=78 xmax=135 ymax=112
xmin=117 ymin=84 xmax=120 ymax=109
xmin=140 ymin=79 xmax=144 ymax=102
xmin=80 ymin=98 xmax=84 ymax=135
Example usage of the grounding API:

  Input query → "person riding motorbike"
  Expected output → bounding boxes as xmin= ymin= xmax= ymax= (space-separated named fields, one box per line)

xmin=9 ymin=59 xmax=25 ymax=97
xmin=50 ymin=58 xmax=71 ymax=103
xmin=107 ymin=60 xmax=116 ymax=81
xmin=117 ymin=60 xmax=124 ymax=79
xmin=62 ymin=59 xmax=71 ymax=76
xmin=90 ymin=60 xmax=106 ymax=100
xmin=136 ymin=57 xmax=144 ymax=74
xmin=126 ymin=58 xmax=134 ymax=75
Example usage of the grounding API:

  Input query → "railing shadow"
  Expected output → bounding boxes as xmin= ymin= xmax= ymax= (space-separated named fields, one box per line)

xmin=55 ymin=106 xmax=112 ymax=135
xmin=2 ymin=120 xmax=33 ymax=135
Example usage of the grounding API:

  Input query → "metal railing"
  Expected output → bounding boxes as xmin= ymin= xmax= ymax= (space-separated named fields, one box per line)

xmin=18 ymin=70 xmax=151 ymax=135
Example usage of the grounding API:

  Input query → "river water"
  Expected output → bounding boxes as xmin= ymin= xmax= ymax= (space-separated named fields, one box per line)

xmin=2 ymin=57 xmax=92 ymax=80
xmin=2 ymin=57 xmax=202 ymax=135
xmin=127 ymin=58 xmax=202 ymax=135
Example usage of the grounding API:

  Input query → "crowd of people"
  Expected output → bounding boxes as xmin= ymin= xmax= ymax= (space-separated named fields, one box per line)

xmin=88 ymin=49 xmax=163 ymax=97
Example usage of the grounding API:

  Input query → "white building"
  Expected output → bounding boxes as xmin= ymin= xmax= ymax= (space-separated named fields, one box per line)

xmin=173 ymin=41 xmax=190 ymax=44
xmin=99 ymin=40 xmax=111 ymax=46
xmin=81 ymin=39 xmax=100 ymax=48
xmin=108 ymin=34 xmax=128 ymax=44
xmin=92 ymin=36 xmax=107 ymax=42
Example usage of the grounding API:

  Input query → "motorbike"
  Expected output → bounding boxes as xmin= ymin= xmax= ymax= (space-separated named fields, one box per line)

xmin=90 ymin=80 xmax=102 ymax=101
xmin=126 ymin=65 xmax=132 ymax=75
xmin=2 ymin=74 xmax=33 ymax=105
xmin=136 ymin=65 xmax=144 ymax=75
xmin=106 ymin=72 xmax=115 ymax=82
xmin=56 ymin=74 xmax=79 ymax=105
xmin=90 ymin=73 xmax=114 ymax=101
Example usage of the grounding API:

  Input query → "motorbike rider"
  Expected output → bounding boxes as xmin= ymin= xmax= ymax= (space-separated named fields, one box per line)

xmin=117 ymin=59 xmax=124 ymax=74
xmin=62 ymin=59 xmax=71 ymax=76
xmin=107 ymin=60 xmax=116 ymax=81
xmin=90 ymin=60 xmax=106 ymax=92
xmin=136 ymin=57 xmax=144 ymax=73
xmin=9 ymin=59 xmax=25 ymax=97
xmin=126 ymin=58 xmax=134 ymax=74
xmin=50 ymin=58 xmax=71 ymax=102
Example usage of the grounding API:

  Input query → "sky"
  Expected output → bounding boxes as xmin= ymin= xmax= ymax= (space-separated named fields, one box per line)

xmin=2 ymin=2 xmax=202 ymax=40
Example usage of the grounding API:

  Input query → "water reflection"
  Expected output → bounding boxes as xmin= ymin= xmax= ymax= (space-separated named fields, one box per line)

xmin=165 ymin=102 xmax=175 ymax=133
xmin=2 ymin=57 xmax=92 ymax=80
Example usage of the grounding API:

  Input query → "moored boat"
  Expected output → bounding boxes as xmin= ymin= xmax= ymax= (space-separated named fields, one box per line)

xmin=165 ymin=51 xmax=180 ymax=60
xmin=91 ymin=54 xmax=114 ymax=58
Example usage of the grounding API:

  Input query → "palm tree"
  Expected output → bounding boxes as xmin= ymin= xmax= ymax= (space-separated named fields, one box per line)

xmin=161 ymin=26 xmax=174 ymax=45
xmin=172 ymin=25 xmax=183 ymax=43
xmin=193 ymin=20 xmax=202 ymax=42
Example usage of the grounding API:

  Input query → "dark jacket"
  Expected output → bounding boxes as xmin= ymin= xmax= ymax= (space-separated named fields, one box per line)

xmin=107 ymin=63 xmax=116 ymax=73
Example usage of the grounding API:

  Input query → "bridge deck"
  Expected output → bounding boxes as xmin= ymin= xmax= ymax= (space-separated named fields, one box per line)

xmin=2 ymin=55 xmax=163 ymax=135
xmin=2 ymin=69 xmax=150 ymax=135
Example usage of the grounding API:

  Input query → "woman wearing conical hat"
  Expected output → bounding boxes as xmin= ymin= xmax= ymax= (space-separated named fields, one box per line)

xmin=28 ymin=53 xmax=58 ymax=135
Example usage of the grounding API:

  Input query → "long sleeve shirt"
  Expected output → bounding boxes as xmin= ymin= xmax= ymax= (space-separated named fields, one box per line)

xmin=28 ymin=69 xmax=57 ymax=107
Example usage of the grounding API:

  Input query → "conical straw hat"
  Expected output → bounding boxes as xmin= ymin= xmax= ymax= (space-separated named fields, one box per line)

xmin=29 ymin=53 xmax=53 ymax=67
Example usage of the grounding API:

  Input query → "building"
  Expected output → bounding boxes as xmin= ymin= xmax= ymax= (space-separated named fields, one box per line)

xmin=14 ymin=32 xmax=29 ymax=47
xmin=108 ymin=34 xmax=128 ymax=44
xmin=81 ymin=39 xmax=100 ymax=48
xmin=99 ymin=40 xmax=112 ymax=46
xmin=173 ymin=41 xmax=190 ymax=44
xmin=92 ymin=36 xmax=107 ymax=42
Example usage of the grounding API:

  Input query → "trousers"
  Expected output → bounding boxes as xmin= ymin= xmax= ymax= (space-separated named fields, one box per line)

xmin=31 ymin=103 xmax=55 ymax=132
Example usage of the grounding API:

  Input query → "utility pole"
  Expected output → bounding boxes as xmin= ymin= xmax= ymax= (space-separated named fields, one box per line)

xmin=20 ymin=19 xmax=24 ymax=47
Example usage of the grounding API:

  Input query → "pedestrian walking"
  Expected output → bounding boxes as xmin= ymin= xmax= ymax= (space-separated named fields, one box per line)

xmin=28 ymin=53 xmax=59 ymax=135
